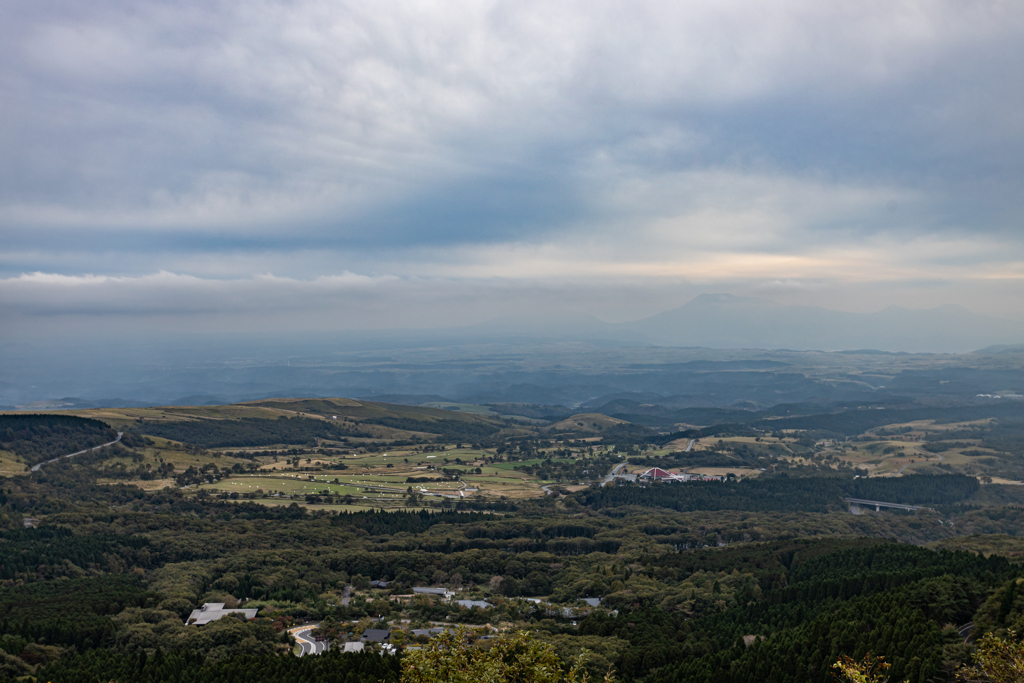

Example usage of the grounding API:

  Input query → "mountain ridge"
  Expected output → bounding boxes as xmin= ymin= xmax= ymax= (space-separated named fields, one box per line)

xmin=616 ymin=293 xmax=1023 ymax=353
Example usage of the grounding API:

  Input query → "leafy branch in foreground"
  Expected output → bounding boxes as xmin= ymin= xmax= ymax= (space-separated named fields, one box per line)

xmin=957 ymin=630 xmax=1024 ymax=683
xmin=832 ymin=653 xmax=903 ymax=683
xmin=400 ymin=626 xmax=612 ymax=683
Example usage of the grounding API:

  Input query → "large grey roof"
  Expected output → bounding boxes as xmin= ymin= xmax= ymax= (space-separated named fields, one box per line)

xmin=361 ymin=628 xmax=392 ymax=642
xmin=455 ymin=599 xmax=493 ymax=609
xmin=412 ymin=627 xmax=450 ymax=637
xmin=185 ymin=602 xmax=258 ymax=626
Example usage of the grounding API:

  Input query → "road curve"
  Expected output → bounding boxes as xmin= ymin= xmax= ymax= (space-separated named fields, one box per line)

xmin=914 ymin=445 xmax=943 ymax=462
xmin=896 ymin=445 xmax=943 ymax=474
xmin=290 ymin=624 xmax=327 ymax=656
xmin=30 ymin=432 xmax=123 ymax=472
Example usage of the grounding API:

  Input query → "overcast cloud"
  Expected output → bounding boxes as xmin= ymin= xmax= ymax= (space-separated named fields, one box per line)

xmin=2 ymin=0 xmax=1023 ymax=338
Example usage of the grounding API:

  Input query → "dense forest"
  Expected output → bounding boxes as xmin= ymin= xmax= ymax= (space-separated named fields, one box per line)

xmin=575 ymin=474 xmax=980 ymax=514
xmin=36 ymin=648 xmax=402 ymax=683
xmin=359 ymin=416 xmax=500 ymax=442
xmin=0 ymin=414 xmax=117 ymax=466
xmin=583 ymin=540 xmax=1014 ymax=683
xmin=132 ymin=414 xmax=500 ymax=448
xmin=130 ymin=416 xmax=375 ymax=448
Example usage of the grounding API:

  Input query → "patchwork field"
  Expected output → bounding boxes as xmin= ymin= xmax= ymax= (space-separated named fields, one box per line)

xmin=198 ymin=444 xmax=552 ymax=508
xmin=11 ymin=397 xmax=1021 ymax=519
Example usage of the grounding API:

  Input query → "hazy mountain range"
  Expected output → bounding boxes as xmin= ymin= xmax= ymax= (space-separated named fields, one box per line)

xmin=3 ymin=294 xmax=1023 ymax=408
xmin=476 ymin=293 xmax=1024 ymax=353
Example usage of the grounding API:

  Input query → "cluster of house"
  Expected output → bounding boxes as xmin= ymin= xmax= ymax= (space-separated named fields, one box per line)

xmin=406 ymin=586 xmax=493 ymax=609
xmin=380 ymin=584 xmax=607 ymax=618
xmin=185 ymin=585 xmax=609 ymax=632
xmin=382 ymin=583 xmax=608 ymax=615
xmin=638 ymin=467 xmax=723 ymax=482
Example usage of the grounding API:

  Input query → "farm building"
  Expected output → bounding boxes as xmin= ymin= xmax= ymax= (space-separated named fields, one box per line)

xmin=638 ymin=467 xmax=689 ymax=481
xmin=637 ymin=468 xmax=719 ymax=482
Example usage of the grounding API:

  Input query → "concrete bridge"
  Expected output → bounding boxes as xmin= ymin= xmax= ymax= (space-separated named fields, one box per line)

xmin=845 ymin=497 xmax=935 ymax=514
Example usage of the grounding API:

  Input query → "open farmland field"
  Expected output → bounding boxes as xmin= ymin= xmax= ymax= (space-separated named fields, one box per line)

xmin=688 ymin=466 xmax=762 ymax=478
xmin=200 ymin=462 xmax=546 ymax=507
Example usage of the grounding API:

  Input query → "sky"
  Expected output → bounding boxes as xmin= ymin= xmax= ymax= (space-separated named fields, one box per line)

xmin=2 ymin=0 xmax=1023 ymax=340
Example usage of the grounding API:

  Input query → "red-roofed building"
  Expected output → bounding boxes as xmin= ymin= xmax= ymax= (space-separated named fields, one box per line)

xmin=638 ymin=468 xmax=704 ymax=482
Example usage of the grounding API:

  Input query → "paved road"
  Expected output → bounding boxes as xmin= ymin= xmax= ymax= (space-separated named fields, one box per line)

xmin=914 ymin=445 xmax=943 ymax=462
xmin=30 ymin=432 xmax=123 ymax=472
xmin=684 ymin=439 xmax=695 ymax=452
xmin=600 ymin=462 xmax=628 ymax=487
xmin=290 ymin=624 xmax=327 ymax=656
xmin=894 ymin=445 xmax=943 ymax=474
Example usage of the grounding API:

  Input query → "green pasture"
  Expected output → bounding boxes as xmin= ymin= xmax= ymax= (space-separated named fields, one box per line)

xmin=486 ymin=457 xmax=579 ymax=471
xmin=0 ymin=449 xmax=26 ymax=476
xmin=460 ymin=474 xmax=527 ymax=484
xmin=202 ymin=472 xmax=464 ymax=496
xmin=204 ymin=460 xmax=543 ymax=503
xmin=340 ymin=449 xmax=486 ymax=467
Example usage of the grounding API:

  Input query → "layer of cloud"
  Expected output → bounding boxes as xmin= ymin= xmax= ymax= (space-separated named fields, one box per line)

xmin=3 ymin=0 xmax=1021 ymax=234
xmin=1 ymin=0 xmax=1022 ymax=337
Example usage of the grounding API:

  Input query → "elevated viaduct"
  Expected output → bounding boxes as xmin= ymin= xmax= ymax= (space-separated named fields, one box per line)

xmin=845 ymin=497 xmax=935 ymax=514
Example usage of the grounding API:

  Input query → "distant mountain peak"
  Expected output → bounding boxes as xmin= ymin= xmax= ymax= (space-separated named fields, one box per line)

xmin=685 ymin=292 xmax=766 ymax=307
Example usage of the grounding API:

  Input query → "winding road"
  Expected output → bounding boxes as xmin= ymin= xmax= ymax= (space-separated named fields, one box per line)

xmin=914 ymin=445 xmax=943 ymax=462
xmin=30 ymin=432 xmax=123 ymax=472
xmin=894 ymin=445 xmax=943 ymax=474
xmin=290 ymin=624 xmax=328 ymax=656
